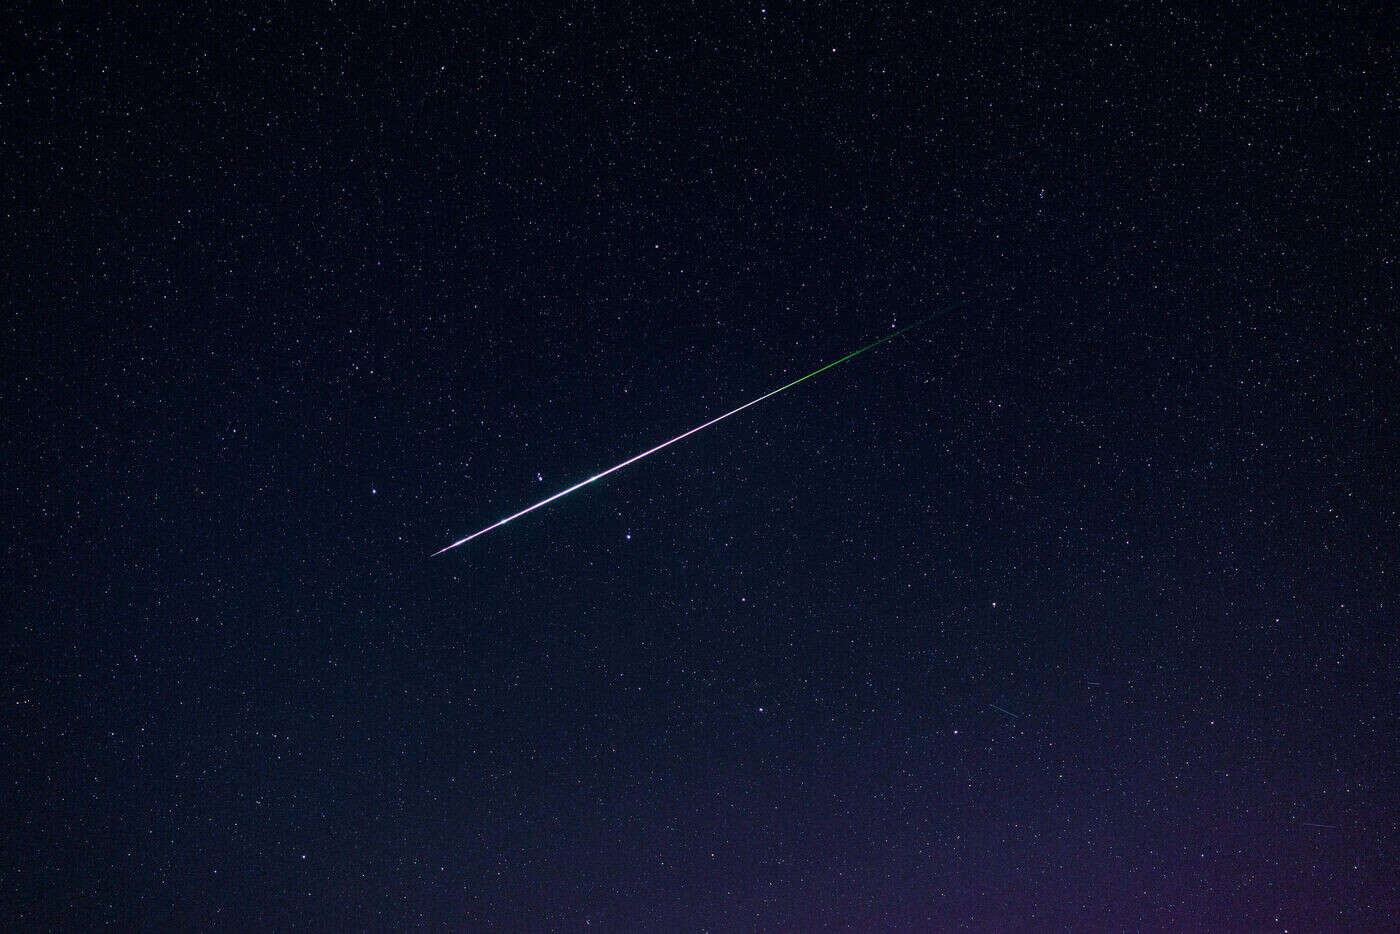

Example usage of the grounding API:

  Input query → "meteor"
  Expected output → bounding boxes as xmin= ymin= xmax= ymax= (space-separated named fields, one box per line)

xmin=433 ymin=301 xmax=965 ymax=555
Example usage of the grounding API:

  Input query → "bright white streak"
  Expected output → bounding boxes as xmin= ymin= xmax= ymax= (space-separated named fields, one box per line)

xmin=432 ymin=380 xmax=793 ymax=555
xmin=432 ymin=307 xmax=958 ymax=555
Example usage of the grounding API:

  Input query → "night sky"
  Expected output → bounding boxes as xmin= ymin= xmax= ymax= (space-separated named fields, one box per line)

xmin=6 ymin=3 xmax=1397 ymax=931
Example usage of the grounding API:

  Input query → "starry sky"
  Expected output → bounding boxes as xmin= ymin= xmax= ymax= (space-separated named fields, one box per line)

xmin=5 ymin=3 xmax=1397 ymax=931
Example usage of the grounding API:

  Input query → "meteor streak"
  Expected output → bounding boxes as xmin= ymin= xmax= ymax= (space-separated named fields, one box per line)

xmin=433 ymin=302 xmax=965 ymax=555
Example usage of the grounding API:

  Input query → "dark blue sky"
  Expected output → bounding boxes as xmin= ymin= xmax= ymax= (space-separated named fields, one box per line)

xmin=5 ymin=3 xmax=1396 ymax=930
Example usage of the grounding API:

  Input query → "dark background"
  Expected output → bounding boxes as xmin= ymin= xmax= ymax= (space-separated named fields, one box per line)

xmin=4 ymin=2 xmax=1396 ymax=930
